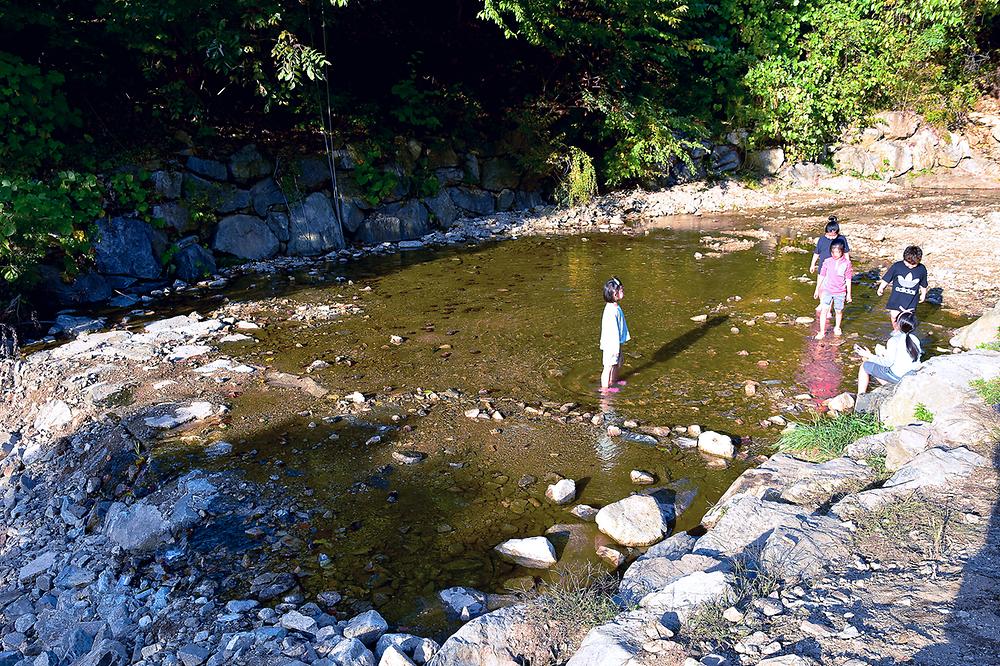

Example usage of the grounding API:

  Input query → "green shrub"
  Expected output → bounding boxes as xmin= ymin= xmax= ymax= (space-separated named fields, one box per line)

xmin=0 ymin=52 xmax=79 ymax=172
xmin=913 ymin=403 xmax=934 ymax=422
xmin=776 ymin=412 xmax=889 ymax=462
xmin=970 ymin=378 xmax=1000 ymax=405
xmin=0 ymin=172 xmax=103 ymax=283
xmin=554 ymin=147 xmax=597 ymax=208
xmin=975 ymin=327 xmax=1000 ymax=352
xmin=352 ymin=146 xmax=400 ymax=206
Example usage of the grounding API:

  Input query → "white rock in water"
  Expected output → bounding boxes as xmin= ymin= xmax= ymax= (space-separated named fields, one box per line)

xmin=144 ymin=402 xmax=215 ymax=429
xmin=464 ymin=408 xmax=481 ymax=419
xmin=596 ymin=495 xmax=670 ymax=547
xmin=494 ymin=536 xmax=557 ymax=568
xmin=630 ymin=470 xmax=655 ymax=485
xmin=348 ymin=391 xmax=366 ymax=403
xmin=698 ymin=431 xmax=735 ymax=458
xmin=762 ymin=312 xmax=778 ymax=319
xmin=794 ymin=317 xmax=815 ymax=324
xmin=690 ymin=314 xmax=708 ymax=322
xmin=438 ymin=586 xmax=487 ymax=622
xmin=569 ymin=504 xmax=599 ymax=521
xmin=545 ymin=479 xmax=576 ymax=505
xmin=825 ymin=392 xmax=855 ymax=413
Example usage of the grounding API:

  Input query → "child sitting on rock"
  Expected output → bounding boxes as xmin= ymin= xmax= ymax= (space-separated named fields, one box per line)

xmin=600 ymin=277 xmax=630 ymax=391
xmin=855 ymin=310 xmax=922 ymax=393
xmin=878 ymin=245 xmax=928 ymax=329
xmin=813 ymin=237 xmax=853 ymax=340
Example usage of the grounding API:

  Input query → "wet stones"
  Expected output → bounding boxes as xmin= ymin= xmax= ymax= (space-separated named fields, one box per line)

xmin=595 ymin=495 xmax=674 ymax=547
xmin=545 ymin=478 xmax=576 ymax=505
xmin=251 ymin=572 xmax=298 ymax=601
xmin=391 ymin=450 xmax=426 ymax=465
xmin=494 ymin=536 xmax=557 ymax=568
xmin=438 ymin=587 xmax=487 ymax=621
xmin=343 ymin=609 xmax=389 ymax=645
xmin=569 ymin=505 xmax=599 ymax=521
xmin=630 ymin=470 xmax=656 ymax=485
xmin=697 ymin=431 xmax=735 ymax=458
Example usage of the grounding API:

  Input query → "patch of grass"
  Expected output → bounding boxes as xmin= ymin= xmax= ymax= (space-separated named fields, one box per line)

xmin=776 ymin=412 xmax=889 ymax=462
xmin=971 ymin=378 xmax=1000 ymax=406
xmin=525 ymin=564 xmax=622 ymax=662
xmin=854 ymin=493 xmax=973 ymax=560
xmin=685 ymin=600 xmax=733 ymax=648
xmin=535 ymin=564 xmax=621 ymax=627
xmin=864 ymin=454 xmax=890 ymax=482
xmin=913 ymin=403 xmax=934 ymax=422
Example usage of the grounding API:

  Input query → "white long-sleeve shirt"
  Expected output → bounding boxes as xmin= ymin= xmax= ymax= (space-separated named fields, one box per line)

xmin=872 ymin=331 xmax=922 ymax=377
xmin=600 ymin=303 xmax=630 ymax=353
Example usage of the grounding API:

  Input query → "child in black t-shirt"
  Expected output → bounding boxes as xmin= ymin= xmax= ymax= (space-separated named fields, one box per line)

xmin=878 ymin=245 xmax=928 ymax=329
xmin=809 ymin=215 xmax=851 ymax=275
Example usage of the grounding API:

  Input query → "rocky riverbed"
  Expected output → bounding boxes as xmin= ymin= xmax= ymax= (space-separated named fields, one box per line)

xmin=3 ymin=167 xmax=1000 ymax=666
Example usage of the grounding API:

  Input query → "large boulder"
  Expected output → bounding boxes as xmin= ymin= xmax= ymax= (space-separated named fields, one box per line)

xmin=906 ymin=127 xmax=940 ymax=171
xmin=935 ymin=133 xmax=971 ymax=167
xmin=184 ymin=174 xmax=250 ymax=214
xmin=832 ymin=145 xmax=877 ymax=177
xmin=287 ymin=192 xmax=346 ymax=255
xmin=697 ymin=431 xmax=734 ymax=458
xmin=213 ymin=214 xmax=279 ymax=260
xmin=619 ymin=552 xmax=729 ymax=606
xmin=694 ymin=494 xmax=851 ymax=567
xmin=448 ymin=187 xmax=494 ymax=216
xmin=709 ymin=145 xmax=740 ymax=174
xmin=745 ymin=148 xmax=785 ymax=176
xmin=423 ymin=189 xmax=460 ymax=226
xmin=879 ymin=350 xmax=1000 ymax=427
xmin=340 ymin=197 xmax=367 ymax=234
xmin=104 ymin=502 xmax=171 ymax=552
xmin=493 ymin=536 xmax=556 ymax=568
xmin=480 ymin=157 xmax=520 ymax=191
xmin=779 ymin=457 xmax=876 ymax=507
xmin=153 ymin=201 xmax=194 ymax=233
xmin=186 ymin=156 xmax=228 ymax=181
xmin=833 ymin=446 xmax=988 ymax=518
xmin=565 ymin=609 xmax=660 ymax=666
xmin=596 ymin=486 xmax=694 ymax=547
xmin=869 ymin=140 xmax=913 ymax=178
xmin=250 ymin=178 xmax=286 ymax=216
xmin=950 ymin=300 xmax=1000 ymax=349
xmin=429 ymin=605 xmax=552 ymax=666
xmin=229 ymin=144 xmax=272 ymax=182
xmin=637 ymin=569 xmax=734 ymax=614
xmin=356 ymin=201 xmax=431 ymax=244
xmin=876 ymin=111 xmax=921 ymax=139
xmin=94 ymin=217 xmax=161 ymax=279
xmin=702 ymin=454 xmax=819 ymax=527
xmin=173 ymin=239 xmax=217 ymax=281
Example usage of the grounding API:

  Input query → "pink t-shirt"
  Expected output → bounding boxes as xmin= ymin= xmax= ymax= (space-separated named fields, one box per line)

xmin=820 ymin=255 xmax=852 ymax=295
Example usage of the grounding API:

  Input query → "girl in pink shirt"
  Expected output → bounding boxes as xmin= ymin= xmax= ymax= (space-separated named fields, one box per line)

xmin=812 ymin=238 xmax=852 ymax=340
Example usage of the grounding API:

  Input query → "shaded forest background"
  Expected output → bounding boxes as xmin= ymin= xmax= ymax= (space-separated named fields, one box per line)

xmin=1 ymin=0 xmax=999 ymax=289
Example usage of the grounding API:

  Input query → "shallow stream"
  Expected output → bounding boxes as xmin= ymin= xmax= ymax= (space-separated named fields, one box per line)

xmin=157 ymin=222 xmax=968 ymax=633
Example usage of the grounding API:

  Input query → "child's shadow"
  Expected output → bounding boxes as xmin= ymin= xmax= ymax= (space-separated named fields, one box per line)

xmin=620 ymin=315 xmax=729 ymax=381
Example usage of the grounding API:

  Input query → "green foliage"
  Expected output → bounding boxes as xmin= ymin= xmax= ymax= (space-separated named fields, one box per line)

xmin=0 ymin=52 xmax=79 ymax=172
xmin=554 ymin=147 xmax=597 ymax=207
xmin=390 ymin=77 xmax=443 ymax=131
xmin=352 ymin=146 xmax=399 ymax=206
xmin=108 ymin=171 xmax=154 ymax=222
xmin=776 ymin=412 xmax=889 ymax=461
xmin=913 ymin=403 xmax=935 ymax=422
xmin=0 ymin=172 xmax=103 ymax=282
xmin=970 ymin=378 xmax=1000 ymax=405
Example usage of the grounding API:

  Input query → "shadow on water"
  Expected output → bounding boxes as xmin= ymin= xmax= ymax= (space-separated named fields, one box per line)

xmin=911 ymin=418 xmax=1000 ymax=665
xmin=619 ymin=316 xmax=729 ymax=382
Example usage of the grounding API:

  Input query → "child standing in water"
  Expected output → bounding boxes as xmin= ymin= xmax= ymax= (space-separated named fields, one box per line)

xmin=809 ymin=216 xmax=851 ymax=275
xmin=878 ymin=245 xmax=928 ymax=329
xmin=600 ymin=277 xmax=630 ymax=391
xmin=813 ymin=237 xmax=852 ymax=339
